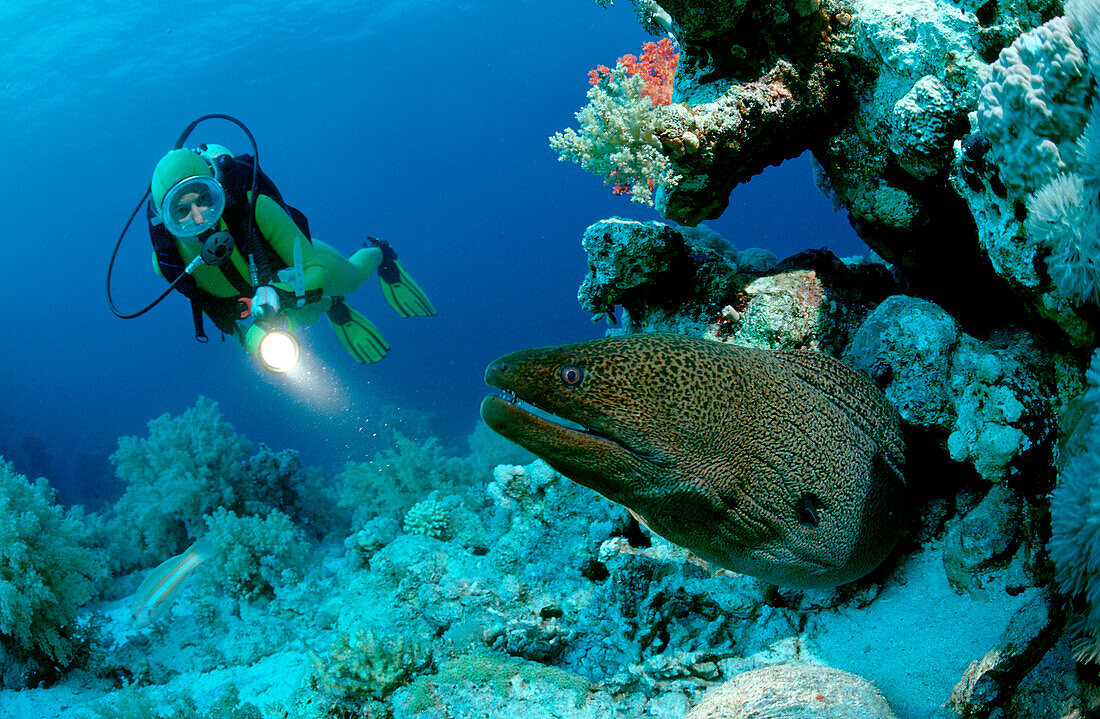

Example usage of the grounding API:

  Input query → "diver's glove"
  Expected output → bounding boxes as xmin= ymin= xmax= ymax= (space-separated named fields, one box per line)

xmin=365 ymin=236 xmax=437 ymax=318
xmin=252 ymin=286 xmax=281 ymax=321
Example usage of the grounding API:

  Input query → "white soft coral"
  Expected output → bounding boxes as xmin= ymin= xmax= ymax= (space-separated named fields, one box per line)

xmin=1027 ymin=173 xmax=1100 ymax=303
xmin=1051 ymin=347 xmax=1100 ymax=660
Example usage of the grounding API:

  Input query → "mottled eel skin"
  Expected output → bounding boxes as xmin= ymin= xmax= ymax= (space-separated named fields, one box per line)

xmin=480 ymin=333 xmax=906 ymax=589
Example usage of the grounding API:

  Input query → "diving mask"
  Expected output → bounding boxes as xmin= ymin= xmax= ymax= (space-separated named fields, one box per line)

xmin=160 ymin=175 xmax=226 ymax=238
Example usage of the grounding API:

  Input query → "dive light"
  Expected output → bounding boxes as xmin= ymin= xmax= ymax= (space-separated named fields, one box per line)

xmin=257 ymin=329 xmax=300 ymax=374
xmin=244 ymin=317 xmax=301 ymax=374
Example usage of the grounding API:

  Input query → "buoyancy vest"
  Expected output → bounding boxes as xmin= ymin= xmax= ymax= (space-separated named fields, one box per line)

xmin=148 ymin=153 xmax=313 ymax=340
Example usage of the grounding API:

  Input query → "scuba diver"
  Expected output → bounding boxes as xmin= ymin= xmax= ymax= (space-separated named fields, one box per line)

xmin=108 ymin=115 xmax=434 ymax=373
xmin=148 ymin=144 xmax=434 ymax=367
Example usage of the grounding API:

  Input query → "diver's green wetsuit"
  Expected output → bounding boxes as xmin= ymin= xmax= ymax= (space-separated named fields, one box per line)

xmin=149 ymin=148 xmax=434 ymax=363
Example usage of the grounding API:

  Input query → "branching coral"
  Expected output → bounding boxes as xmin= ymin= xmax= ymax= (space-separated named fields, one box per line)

xmin=0 ymin=458 xmax=107 ymax=686
xmin=403 ymin=498 xmax=453 ymax=540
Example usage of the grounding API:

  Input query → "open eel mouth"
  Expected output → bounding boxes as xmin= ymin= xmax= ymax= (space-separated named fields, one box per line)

xmin=479 ymin=353 xmax=671 ymax=502
xmin=478 ymin=348 xmax=642 ymax=461
xmin=478 ymin=352 xmax=666 ymax=470
xmin=479 ymin=390 xmax=627 ymax=456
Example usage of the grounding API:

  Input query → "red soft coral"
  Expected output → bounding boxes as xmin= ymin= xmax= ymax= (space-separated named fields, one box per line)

xmin=588 ymin=37 xmax=679 ymax=107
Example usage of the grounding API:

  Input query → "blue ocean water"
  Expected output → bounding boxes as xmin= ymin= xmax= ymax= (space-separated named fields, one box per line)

xmin=0 ymin=0 xmax=864 ymax=510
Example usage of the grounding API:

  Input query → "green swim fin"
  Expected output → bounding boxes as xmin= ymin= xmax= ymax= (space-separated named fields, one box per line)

xmin=326 ymin=296 xmax=389 ymax=363
xmin=367 ymin=236 xmax=437 ymax=318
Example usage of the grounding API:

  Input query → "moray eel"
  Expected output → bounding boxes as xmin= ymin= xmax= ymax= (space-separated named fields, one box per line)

xmin=480 ymin=333 xmax=906 ymax=589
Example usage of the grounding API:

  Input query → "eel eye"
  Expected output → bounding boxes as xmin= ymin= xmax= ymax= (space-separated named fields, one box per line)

xmin=560 ymin=364 xmax=583 ymax=387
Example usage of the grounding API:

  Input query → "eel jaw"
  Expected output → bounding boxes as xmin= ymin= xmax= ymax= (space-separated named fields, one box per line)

xmin=479 ymin=392 xmax=623 ymax=455
xmin=479 ymin=393 xmax=643 ymax=500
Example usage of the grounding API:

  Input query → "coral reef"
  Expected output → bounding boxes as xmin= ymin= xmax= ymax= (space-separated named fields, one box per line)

xmin=978 ymin=15 xmax=1090 ymax=197
xmin=843 ymin=295 xmax=1056 ymax=483
xmin=15 ymin=0 xmax=1100 ymax=716
xmin=200 ymin=507 xmax=311 ymax=602
xmin=538 ymin=0 xmax=1100 ymax=712
xmin=577 ymin=217 xmax=898 ymax=352
xmin=0 ymin=408 xmax=1071 ymax=717
xmin=308 ymin=630 xmax=432 ymax=718
xmin=97 ymin=397 xmax=253 ymax=570
xmin=550 ymin=40 xmax=680 ymax=205
xmin=0 ymin=458 xmax=106 ymax=687
xmin=337 ymin=433 xmax=480 ymax=527
xmin=954 ymin=1 xmax=1100 ymax=343
xmin=565 ymin=0 xmax=1091 ymax=335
